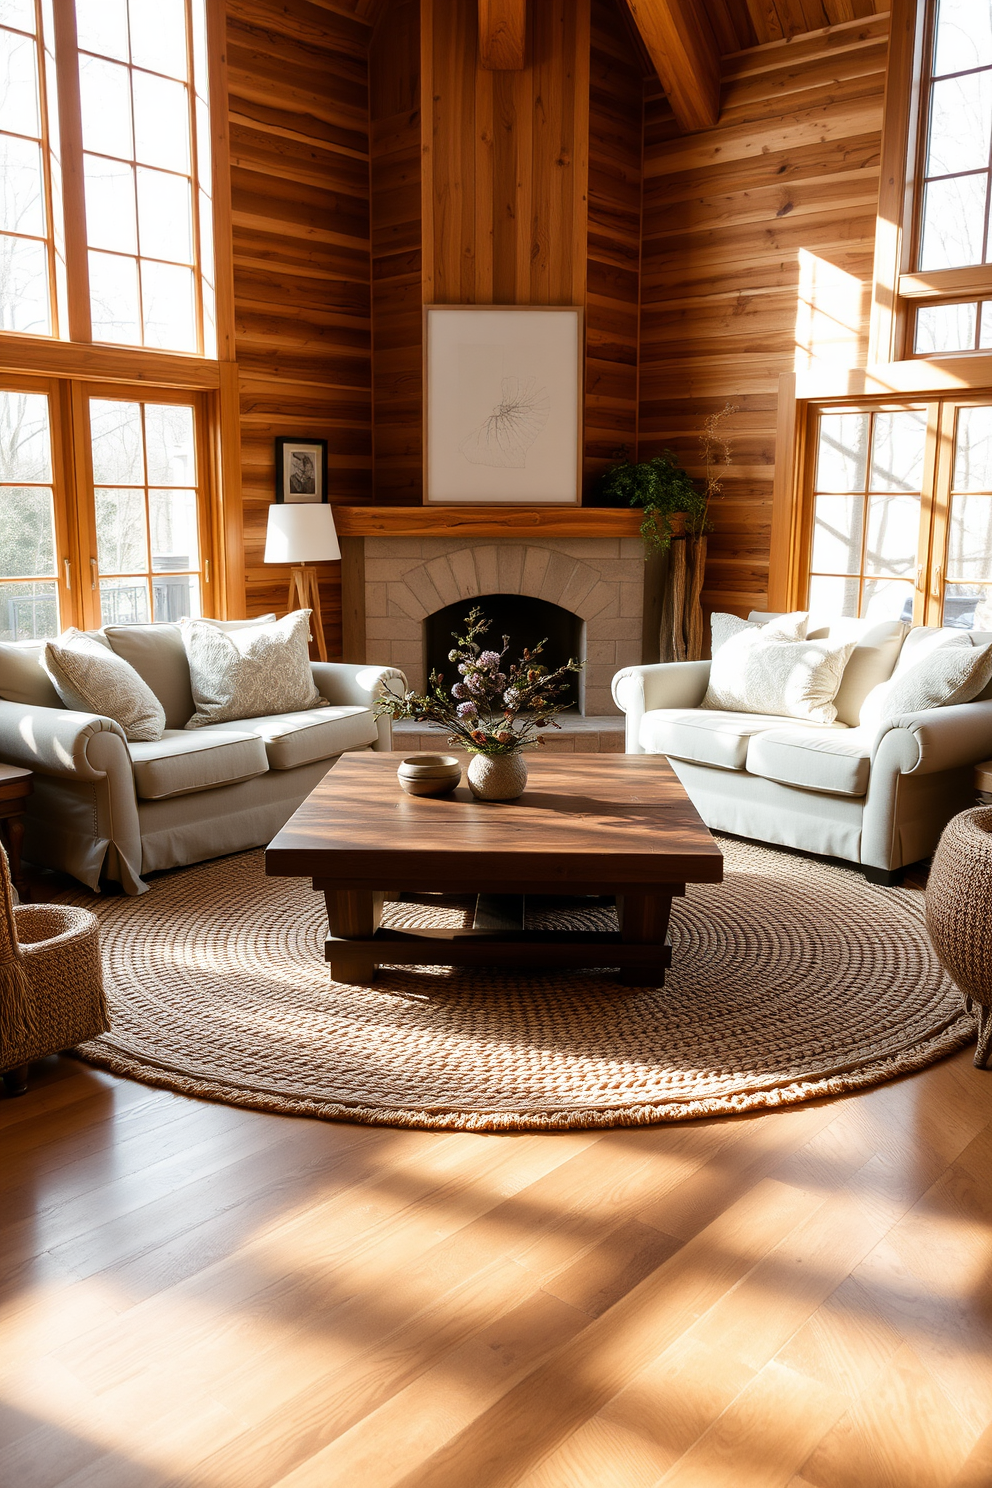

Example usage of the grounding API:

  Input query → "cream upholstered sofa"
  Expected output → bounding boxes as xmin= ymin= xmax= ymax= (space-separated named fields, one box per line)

xmin=612 ymin=616 xmax=992 ymax=884
xmin=0 ymin=621 xmax=406 ymax=895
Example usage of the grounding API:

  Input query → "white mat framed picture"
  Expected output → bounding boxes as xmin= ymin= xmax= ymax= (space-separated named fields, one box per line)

xmin=424 ymin=305 xmax=582 ymax=505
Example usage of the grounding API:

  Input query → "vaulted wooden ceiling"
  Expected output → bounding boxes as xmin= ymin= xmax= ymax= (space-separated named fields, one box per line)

xmin=707 ymin=0 xmax=884 ymax=51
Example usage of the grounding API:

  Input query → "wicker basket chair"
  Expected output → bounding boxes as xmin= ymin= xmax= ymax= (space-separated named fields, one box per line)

xmin=0 ymin=851 xmax=107 ymax=1096
xmin=925 ymin=805 xmax=992 ymax=1070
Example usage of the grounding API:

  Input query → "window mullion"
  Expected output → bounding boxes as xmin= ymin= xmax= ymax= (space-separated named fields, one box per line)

xmin=51 ymin=0 xmax=91 ymax=343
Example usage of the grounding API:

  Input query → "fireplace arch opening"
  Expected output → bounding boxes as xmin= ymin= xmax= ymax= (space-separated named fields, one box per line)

xmin=425 ymin=593 xmax=584 ymax=713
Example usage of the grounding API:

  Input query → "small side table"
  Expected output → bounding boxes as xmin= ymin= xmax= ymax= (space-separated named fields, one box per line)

xmin=0 ymin=764 xmax=32 ymax=899
xmin=976 ymin=759 xmax=992 ymax=805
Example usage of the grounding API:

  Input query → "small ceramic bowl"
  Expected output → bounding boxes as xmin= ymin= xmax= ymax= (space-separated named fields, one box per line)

xmin=397 ymin=753 xmax=462 ymax=797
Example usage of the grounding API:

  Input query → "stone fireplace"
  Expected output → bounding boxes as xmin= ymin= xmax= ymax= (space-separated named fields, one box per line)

xmin=336 ymin=509 xmax=652 ymax=717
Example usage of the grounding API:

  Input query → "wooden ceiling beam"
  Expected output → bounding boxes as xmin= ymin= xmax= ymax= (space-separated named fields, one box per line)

xmin=623 ymin=0 xmax=720 ymax=132
xmin=478 ymin=0 xmax=527 ymax=70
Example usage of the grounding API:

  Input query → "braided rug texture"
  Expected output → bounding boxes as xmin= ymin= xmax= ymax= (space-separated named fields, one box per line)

xmin=64 ymin=840 xmax=973 ymax=1132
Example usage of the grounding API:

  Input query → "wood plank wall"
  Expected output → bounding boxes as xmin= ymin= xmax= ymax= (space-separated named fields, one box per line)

xmin=638 ymin=14 xmax=888 ymax=616
xmin=226 ymin=0 xmax=374 ymax=643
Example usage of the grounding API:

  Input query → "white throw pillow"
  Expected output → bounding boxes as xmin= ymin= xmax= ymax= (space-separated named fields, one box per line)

xmin=44 ymin=629 xmax=166 ymax=741
xmin=710 ymin=611 xmax=807 ymax=655
xmin=703 ymin=631 xmax=857 ymax=724
xmin=181 ymin=610 xmax=326 ymax=729
xmin=891 ymin=626 xmax=970 ymax=678
xmin=860 ymin=641 xmax=992 ymax=729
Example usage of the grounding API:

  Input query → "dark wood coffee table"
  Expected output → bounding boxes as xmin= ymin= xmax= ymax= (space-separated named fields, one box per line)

xmin=266 ymin=753 xmax=723 ymax=987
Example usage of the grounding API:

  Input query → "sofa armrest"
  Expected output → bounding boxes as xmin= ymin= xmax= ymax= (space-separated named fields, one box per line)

xmin=871 ymin=699 xmax=992 ymax=776
xmin=611 ymin=662 xmax=711 ymax=754
xmin=0 ymin=701 xmax=129 ymax=780
xmin=310 ymin=663 xmax=408 ymax=750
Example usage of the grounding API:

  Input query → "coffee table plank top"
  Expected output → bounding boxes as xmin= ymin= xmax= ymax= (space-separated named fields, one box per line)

xmin=266 ymin=753 xmax=723 ymax=889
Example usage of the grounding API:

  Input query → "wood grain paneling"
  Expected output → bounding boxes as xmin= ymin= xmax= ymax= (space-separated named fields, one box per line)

xmin=638 ymin=13 xmax=887 ymax=615
xmin=227 ymin=0 xmax=374 ymax=646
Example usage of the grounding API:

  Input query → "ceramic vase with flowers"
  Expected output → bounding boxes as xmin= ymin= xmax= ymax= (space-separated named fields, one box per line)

xmin=376 ymin=606 xmax=583 ymax=800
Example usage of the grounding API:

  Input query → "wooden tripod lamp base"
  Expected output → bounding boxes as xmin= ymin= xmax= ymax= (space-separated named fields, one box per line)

xmin=264 ymin=503 xmax=341 ymax=665
xmin=288 ymin=564 xmax=327 ymax=661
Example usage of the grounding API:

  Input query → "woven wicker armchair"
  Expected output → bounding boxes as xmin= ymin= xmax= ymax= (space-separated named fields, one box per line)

xmin=0 ymin=852 xmax=107 ymax=1096
xmin=925 ymin=806 xmax=992 ymax=1069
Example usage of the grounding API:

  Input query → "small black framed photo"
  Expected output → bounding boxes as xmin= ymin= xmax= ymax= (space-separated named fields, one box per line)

xmin=275 ymin=438 xmax=328 ymax=503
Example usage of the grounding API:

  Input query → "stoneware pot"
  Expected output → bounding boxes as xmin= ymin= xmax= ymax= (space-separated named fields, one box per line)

xmin=467 ymin=751 xmax=528 ymax=801
xmin=396 ymin=754 xmax=462 ymax=797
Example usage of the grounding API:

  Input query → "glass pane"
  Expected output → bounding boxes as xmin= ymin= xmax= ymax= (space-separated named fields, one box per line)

xmin=74 ymin=0 xmax=129 ymax=62
xmin=981 ymin=302 xmax=992 ymax=348
xmin=83 ymin=154 xmax=136 ymax=253
xmin=948 ymin=493 xmax=992 ymax=579
xmin=78 ymin=55 xmax=133 ymax=159
xmin=89 ymin=249 xmax=140 ymax=344
xmin=132 ymin=71 xmax=189 ymax=172
xmin=865 ymin=495 xmax=920 ymax=578
xmin=198 ymin=184 xmax=213 ymax=269
xmin=953 ymin=406 xmax=992 ymax=490
xmin=0 ymin=579 xmax=57 ymax=641
xmin=919 ymin=174 xmax=987 ymax=270
xmin=201 ymin=274 xmax=215 ymax=358
xmin=870 ymin=411 xmax=927 ymax=493
xmin=144 ymin=403 xmax=194 ymax=485
xmin=153 ymin=571 xmax=199 ymax=622
xmin=100 ymin=575 xmax=149 ymax=626
xmin=808 ymin=574 xmax=859 ymax=620
xmin=934 ymin=0 xmax=992 ymax=75
xmin=861 ymin=578 xmax=915 ymax=622
xmin=129 ymin=0 xmax=188 ymax=80
xmin=927 ymin=72 xmax=992 ymax=176
xmin=140 ymin=259 xmax=196 ymax=351
xmin=136 ymin=167 xmax=191 ymax=263
xmin=89 ymin=399 xmax=143 ymax=484
xmin=0 ymin=134 xmax=45 ymax=236
xmin=95 ymin=487 xmax=147 ymax=573
xmin=915 ymin=300 xmax=977 ymax=354
xmin=943 ymin=581 xmax=992 ymax=629
xmin=196 ymin=96 xmax=211 ymax=188
xmin=815 ymin=413 xmax=869 ymax=493
xmin=0 ymin=389 xmax=50 ymax=481
xmin=0 ymin=234 xmax=49 ymax=334
xmin=0 ymin=2 xmax=37 ymax=32
xmin=150 ymin=488 xmax=197 ymax=571
xmin=0 ymin=486 xmax=55 ymax=576
xmin=811 ymin=494 xmax=862 ymax=575
xmin=0 ymin=29 xmax=39 ymax=136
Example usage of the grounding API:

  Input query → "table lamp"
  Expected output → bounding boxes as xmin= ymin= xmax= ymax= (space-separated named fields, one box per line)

xmin=264 ymin=503 xmax=341 ymax=661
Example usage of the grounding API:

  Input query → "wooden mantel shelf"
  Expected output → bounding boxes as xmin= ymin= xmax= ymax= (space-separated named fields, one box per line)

xmin=334 ymin=506 xmax=643 ymax=538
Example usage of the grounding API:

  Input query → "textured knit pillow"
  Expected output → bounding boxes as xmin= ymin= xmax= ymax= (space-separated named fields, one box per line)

xmin=43 ymin=630 xmax=166 ymax=741
xmin=860 ymin=641 xmax=992 ymax=730
xmin=181 ymin=610 xmax=326 ymax=729
xmin=710 ymin=611 xmax=808 ymax=655
xmin=703 ymin=631 xmax=857 ymax=724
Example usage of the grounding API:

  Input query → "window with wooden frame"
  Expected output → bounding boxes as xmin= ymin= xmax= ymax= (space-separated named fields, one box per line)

xmin=789 ymin=392 xmax=992 ymax=633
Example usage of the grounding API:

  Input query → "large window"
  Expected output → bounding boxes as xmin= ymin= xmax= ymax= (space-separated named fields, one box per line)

xmin=0 ymin=386 xmax=61 ymax=639
xmin=0 ymin=0 xmax=214 ymax=355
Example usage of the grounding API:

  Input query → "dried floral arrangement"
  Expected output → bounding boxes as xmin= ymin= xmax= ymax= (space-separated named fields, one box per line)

xmin=375 ymin=606 xmax=583 ymax=756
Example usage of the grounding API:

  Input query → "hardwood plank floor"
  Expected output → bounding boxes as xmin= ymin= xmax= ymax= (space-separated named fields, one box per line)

xmin=1 ymin=1045 xmax=990 ymax=1487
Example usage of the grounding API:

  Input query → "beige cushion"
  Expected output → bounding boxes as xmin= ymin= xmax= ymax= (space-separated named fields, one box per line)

xmin=0 ymin=641 xmax=64 ymax=707
xmin=44 ymin=630 xmax=166 ymax=741
xmin=703 ymin=632 xmax=856 ymax=725
xmin=746 ymin=726 xmax=872 ymax=798
xmin=105 ymin=616 xmax=277 ymax=729
xmin=217 ymin=705 xmax=377 ymax=770
xmin=890 ymin=626 xmax=970 ymax=677
xmin=129 ymin=728 xmax=269 ymax=800
xmin=710 ymin=610 xmax=807 ymax=656
xmin=639 ymin=708 xmax=828 ymax=772
xmin=861 ymin=640 xmax=992 ymax=729
xmin=817 ymin=620 xmax=907 ymax=727
xmin=181 ymin=611 xmax=324 ymax=729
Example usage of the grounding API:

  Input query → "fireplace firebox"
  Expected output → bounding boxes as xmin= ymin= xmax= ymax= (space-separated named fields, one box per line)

xmin=425 ymin=594 xmax=583 ymax=713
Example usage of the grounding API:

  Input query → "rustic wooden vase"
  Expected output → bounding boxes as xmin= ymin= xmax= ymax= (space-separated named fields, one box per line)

xmin=660 ymin=512 xmax=707 ymax=662
xmin=466 ymin=752 xmax=528 ymax=801
xmin=924 ymin=805 xmax=992 ymax=1068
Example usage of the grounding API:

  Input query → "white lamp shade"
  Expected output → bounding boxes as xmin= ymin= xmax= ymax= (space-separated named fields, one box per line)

xmin=264 ymin=503 xmax=340 ymax=564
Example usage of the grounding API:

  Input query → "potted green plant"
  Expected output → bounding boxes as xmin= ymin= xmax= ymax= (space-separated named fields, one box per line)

xmin=598 ymin=448 xmax=706 ymax=552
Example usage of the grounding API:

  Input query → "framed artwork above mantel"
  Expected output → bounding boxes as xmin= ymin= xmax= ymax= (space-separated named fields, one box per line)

xmin=424 ymin=305 xmax=582 ymax=505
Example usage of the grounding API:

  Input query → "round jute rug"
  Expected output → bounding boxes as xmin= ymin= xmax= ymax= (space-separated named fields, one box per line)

xmin=64 ymin=840 xmax=973 ymax=1132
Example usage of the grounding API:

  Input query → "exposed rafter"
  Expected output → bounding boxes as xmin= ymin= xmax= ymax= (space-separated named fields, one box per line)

xmin=478 ymin=0 xmax=527 ymax=70
xmin=623 ymin=0 xmax=720 ymax=132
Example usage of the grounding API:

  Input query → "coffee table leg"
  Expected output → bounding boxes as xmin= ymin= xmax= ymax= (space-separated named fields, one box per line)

xmin=325 ymin=889 xmax=383 ymax=985
xmin=616 ymin=891 xmax=675 ymax=987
